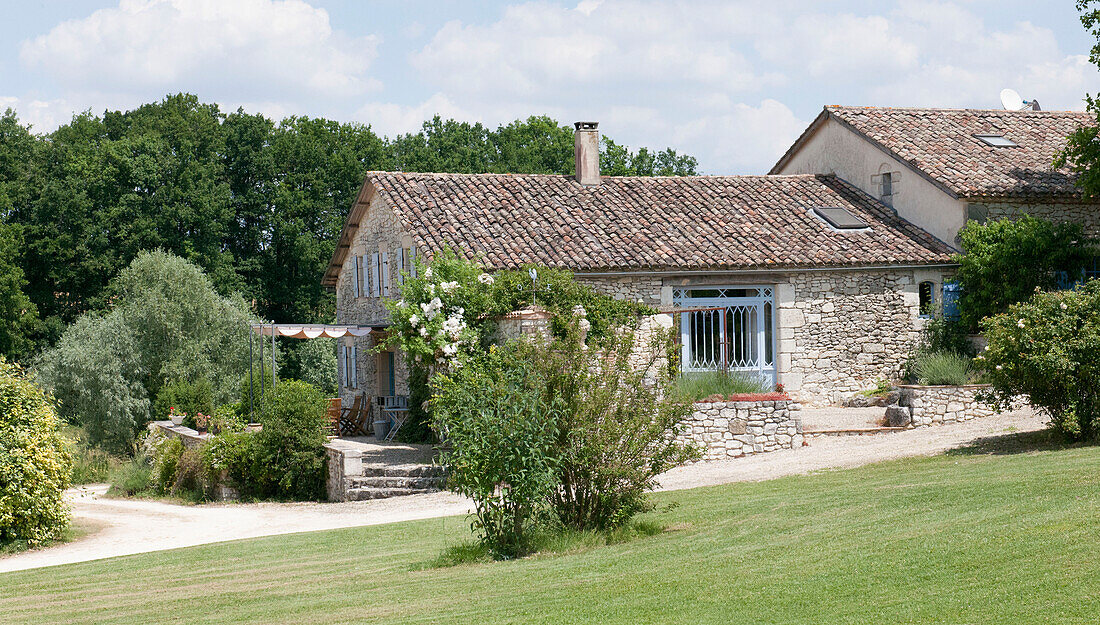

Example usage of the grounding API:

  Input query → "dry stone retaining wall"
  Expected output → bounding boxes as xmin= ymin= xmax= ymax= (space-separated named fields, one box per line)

xmin=680 ymin=400 xmax=803 ymax=461
xmin=896 ymin=385 xmax=996 ymax=426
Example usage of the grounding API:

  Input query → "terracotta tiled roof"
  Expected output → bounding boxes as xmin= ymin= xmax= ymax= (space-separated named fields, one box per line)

xmin=779 ymin=106 xmax=1092 ymax=199
xmin=364 ymin=171 xmax=954 ymax=272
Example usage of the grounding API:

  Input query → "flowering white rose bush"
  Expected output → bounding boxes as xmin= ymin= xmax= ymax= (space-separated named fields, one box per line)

xmin=383 ymin=249 xmax=494 ymax=370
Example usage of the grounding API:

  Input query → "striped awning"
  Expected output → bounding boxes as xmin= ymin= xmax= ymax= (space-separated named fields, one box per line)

xmin=249 ymin=324 xmax=383 ymax=339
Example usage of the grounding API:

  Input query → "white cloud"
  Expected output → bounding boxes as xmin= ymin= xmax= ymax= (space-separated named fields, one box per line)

xmin=20 ymin=0 xmax=380 ymax=101
xmin=410 ymin=1 xmax=779 ymax=100
xmin=758 ymin=14 xmax=919 ymax=80
xmin=0 ymin=95 xmax=105 ymax=134
xmin=354 ymin=93 xmax=477 ymax=138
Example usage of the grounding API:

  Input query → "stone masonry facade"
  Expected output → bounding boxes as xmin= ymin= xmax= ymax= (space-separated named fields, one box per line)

xmin=335 ymin=192 xmax=411 ymax=408
xmin=896 ymin=385 xmax=996 ymax=427
xmin=967 ymin=200 xmax=1100 ymax=238
xmin=778 ymin=270 xmax=926 ymax=405
xmin=679 ymin=400 xmax=803 ymax=461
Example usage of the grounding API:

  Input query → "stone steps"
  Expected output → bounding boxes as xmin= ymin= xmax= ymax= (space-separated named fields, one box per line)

xmin=804 ymin=427 xmax=908 ymax=438
xmin=361 ymin=463 xmax=444 ymax=478
xmin=344 ymin=486 xmax=440 ymax=501
xmin=348 ymin=475 xmax=443 ymax=490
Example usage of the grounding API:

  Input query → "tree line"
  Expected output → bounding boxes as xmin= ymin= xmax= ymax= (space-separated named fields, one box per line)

xmin=0 ymin=93 xmax=698 ymax=361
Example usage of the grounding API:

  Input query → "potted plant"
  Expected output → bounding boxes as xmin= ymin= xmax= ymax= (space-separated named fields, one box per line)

xmin=169 ymin=407 xmax=186 ymax=427
xmin=194 ymin=412 xmax=210 ymax=434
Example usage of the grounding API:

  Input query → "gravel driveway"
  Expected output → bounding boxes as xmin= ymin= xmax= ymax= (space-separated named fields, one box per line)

xmin=0 ymin=408 xmax=1045 ymax=574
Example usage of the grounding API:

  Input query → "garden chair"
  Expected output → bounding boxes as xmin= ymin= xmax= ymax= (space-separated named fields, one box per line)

xmin=337 ymin=394 xmax=367 ymax=436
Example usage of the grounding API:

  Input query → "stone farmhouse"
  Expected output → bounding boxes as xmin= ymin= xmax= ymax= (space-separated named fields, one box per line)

xmin=324 ymin=108 xmax=1096 ymax=408
xmin=772 ymin=106 xmax=1099 ymax=245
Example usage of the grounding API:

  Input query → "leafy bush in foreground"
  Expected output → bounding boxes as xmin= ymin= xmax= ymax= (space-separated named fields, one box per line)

xmin=532 ymin=324 xmax=698 ymax=531
xmin=978 ymin=281 xmax=1100 ymax=440
xmin=432 ymin=345 xmax=560 ymax=558
xmin=0 ymin=358 xmax=72 ymax=546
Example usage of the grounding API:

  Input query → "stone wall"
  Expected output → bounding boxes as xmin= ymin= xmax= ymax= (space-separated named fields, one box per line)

xmin=575 ymin=274 xmax=664 ymax=306
xmin=968 ymin=199 xmax=1100 ymax=238
xmin=778 ymin=270 xmax=928 ymax=405
xmin=324 ymin=439 xmax=364 ymax=502
xmin=896 ymin=385 xmax=996 ymax=426
xmin=335 ymin=191 xmax=411 ymax=406
xmin=679 ymin=400 xmax=803 ymax=461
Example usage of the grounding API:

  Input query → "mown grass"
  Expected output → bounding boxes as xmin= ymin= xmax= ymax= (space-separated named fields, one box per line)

xmin=2 ymin=433 xmax=1099 ymax=624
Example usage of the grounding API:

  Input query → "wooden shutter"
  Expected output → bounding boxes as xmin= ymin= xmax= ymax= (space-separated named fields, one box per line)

xmin=397 ymin=248 xmax=406 ymax=285
xmin=371 ymin=253 xmax=381 ymax=297
xmin=340 ymin=345 xmax=348 ymax=387
xmin=350 ymin=345 xmax=358 ymax=388
xmin=380 ymin=252 xmax=390 ymax=297
xmin=409 ymin=247 xmax=418 ymax=278
xmin=352 ymin=256 xmax=361 ymax=298
xmin=359 ymin=256 xmax=367 ymax=298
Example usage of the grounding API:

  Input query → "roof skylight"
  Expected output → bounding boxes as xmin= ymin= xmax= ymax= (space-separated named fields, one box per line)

xmin=812 ymin=206 xmax=868 ymax=230
xmin=975 ymin=134 xmax=1018 ymax=147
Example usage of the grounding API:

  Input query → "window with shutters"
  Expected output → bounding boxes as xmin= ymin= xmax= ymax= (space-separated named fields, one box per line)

xmin=341 ymin=344 xmax=358 ymax=388
xmin=409 ymin=247 xmax=418 ymax=278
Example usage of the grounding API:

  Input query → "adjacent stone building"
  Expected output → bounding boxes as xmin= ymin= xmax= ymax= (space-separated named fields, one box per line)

xmin=324 ymin=122 xmax=957 ymax=406
xmin=772 ymin=106 xmax=1100 ymax=246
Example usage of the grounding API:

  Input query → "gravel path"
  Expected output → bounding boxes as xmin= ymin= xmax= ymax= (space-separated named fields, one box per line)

xmin=0 ymin=409 xmax=1045 ymax=574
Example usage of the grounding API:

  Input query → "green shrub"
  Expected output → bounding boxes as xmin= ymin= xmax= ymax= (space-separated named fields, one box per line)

xmin=251 ymin=380 xmax=329 ymax=500
xmin=201 ymin=431 xmax=257 ymax=492
xmin=153 ymin=378 xmax=214 ymax=426
xmin=171 ymin=447 xmax=208 ymax=498
xmin=107 ymin=454 xmax=153 ymax=497
xmin=919 ymin=314 xmax=975 ymax=358
xmin=954 ymin=217 xmax=1096 ymax=329
xmin=0 ymin=358 xmax=73 ymax=547
xmin=66 ymin=426 xmax=120 ymax=484
xmin=912 ymin=351 xmax=973 ymax=386
xmin=432 ymin=344 xmax=561 ymax=558
xmin=210 ymin=403 xmax=246 ymax=434
xmin=238 ymin=368 xmax=278 ymax=421
xmin=670 ymin=370 xmax=770 ymax=402
xmin=979 ymin=280 xmax=1100 ymax=440
xmin=150 ymin=435 xmax=185 ymax=493
xmin=529 ymin=324 xmax=698 ymax=531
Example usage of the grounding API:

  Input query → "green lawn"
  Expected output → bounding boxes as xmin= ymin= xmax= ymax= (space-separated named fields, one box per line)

xmin=3 ymin=432 xmax=1099 ymax=624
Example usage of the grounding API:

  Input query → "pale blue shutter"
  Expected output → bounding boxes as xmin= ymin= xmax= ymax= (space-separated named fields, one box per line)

xmin=380 ymin=252 xmax=390 ymax=297
xmin=371 ymin=253 xmax=381 ymax=297
xmin=352 ymin=256 xmax=361 ymax=298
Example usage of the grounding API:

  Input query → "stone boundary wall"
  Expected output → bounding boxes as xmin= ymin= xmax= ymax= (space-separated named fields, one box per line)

xmin=680 ymin=400 xmax=803 ymax=461
xmin=895 ymin=385 xmax=995 ymax=427
xmin=324 ymin=439 xmax=364 ymax=502
xmin=149 ymin=421 xmax=212 ymax=448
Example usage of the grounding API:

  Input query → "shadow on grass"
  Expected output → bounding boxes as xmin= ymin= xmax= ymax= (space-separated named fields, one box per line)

xmin=412 ymin=519 xmax=677 ymax=570
xmin=946 ymin=427 xmax=1097 ymax=457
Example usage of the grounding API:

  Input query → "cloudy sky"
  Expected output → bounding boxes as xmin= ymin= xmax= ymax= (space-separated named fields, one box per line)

xmin=2 ymin=0 xmax=1098 ymax=173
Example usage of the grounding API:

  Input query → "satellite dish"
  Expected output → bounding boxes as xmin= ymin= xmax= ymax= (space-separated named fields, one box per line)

xmin=1000 ymin=88 xmax=1024 ymax=111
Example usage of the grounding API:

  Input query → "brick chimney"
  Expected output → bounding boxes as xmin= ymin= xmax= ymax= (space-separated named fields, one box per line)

xmin=574 ymin=121 xmax=600 ymax=186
